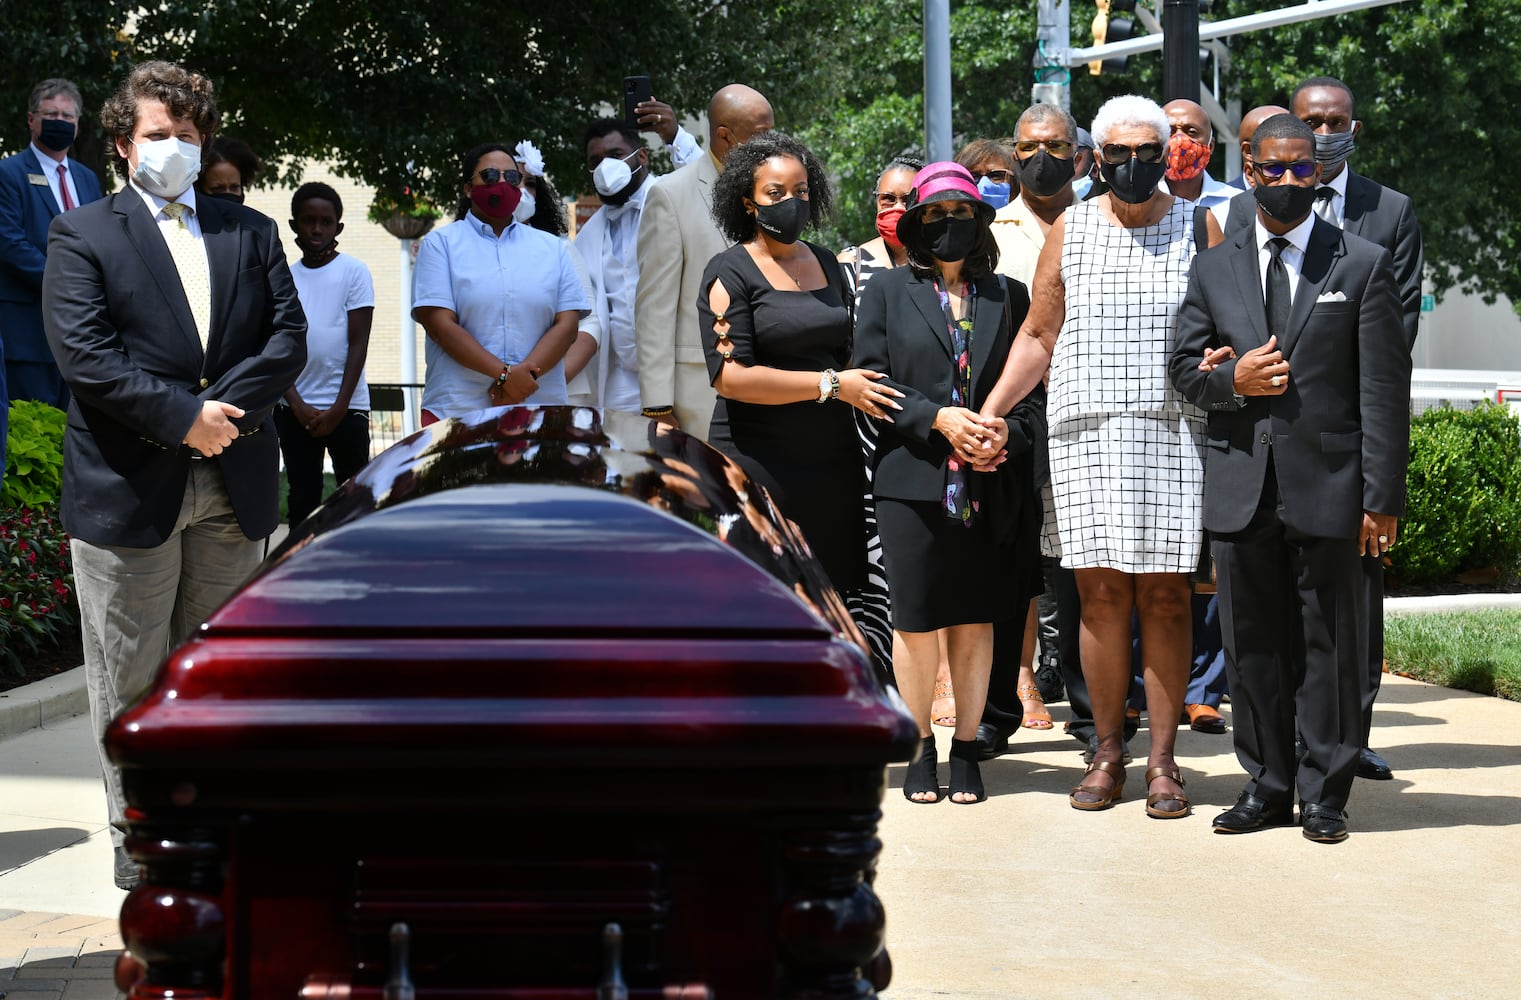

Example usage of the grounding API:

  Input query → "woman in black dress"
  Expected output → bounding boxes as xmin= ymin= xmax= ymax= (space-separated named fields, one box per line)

xmin=697 ymin=132 xmax=903 ymax=594
xmin=853 ymin=162 xmax=1046 ymax=804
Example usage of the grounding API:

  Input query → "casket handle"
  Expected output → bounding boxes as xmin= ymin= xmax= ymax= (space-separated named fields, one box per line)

xmin=597 ymin=922 xmax=628 ymax=1000
xmin=382 ymin=922 xmax=415 ymax=1000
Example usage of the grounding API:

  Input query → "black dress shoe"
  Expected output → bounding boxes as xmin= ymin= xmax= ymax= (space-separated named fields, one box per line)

xmin=1212 ymin=791 xmax=1296 ymax=834
xmin=1300 ymin=802 xmax=1349 ymax=843
xmin=973 ymin=722 xmax=1011 ymax=761
xmin=114 ymin=845 xmax=141 ymax=890
xmin=1356 ymin=747 xmax=1394 ymax=780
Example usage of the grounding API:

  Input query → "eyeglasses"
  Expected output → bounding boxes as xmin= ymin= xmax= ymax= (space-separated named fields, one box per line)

xmin=968 ymin=169 xmax=1012 ymax=185
xmin=1100 ymin=142 xmax=1164 ymax=165
xmin=1014 ymin=139 xmax=1075 ymax=158
xmin=920 ymin=202 xmax=976 ymax=223
xmin=874 ymin=191 xmax=913 ymax=210
xmin=476 ymin=167 xmax=523 ymax=186
xmin=1253 ymin=160 xmax=1318 ymax=180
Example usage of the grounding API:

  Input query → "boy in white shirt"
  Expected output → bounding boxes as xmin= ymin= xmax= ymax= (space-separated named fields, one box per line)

xmin=275 ymin=182 xmax=374 ymax=523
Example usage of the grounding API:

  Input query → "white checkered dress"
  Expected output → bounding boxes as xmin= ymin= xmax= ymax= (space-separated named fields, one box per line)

xmin=1047 ymin=198 xmax=1206 ymax=573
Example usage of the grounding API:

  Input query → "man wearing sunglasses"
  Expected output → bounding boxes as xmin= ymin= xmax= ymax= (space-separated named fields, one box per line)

xmin=1169 ymin=114 xmax=1410 ymax=844
xmin=1159 ymin=99 xmax=1237 ymax=227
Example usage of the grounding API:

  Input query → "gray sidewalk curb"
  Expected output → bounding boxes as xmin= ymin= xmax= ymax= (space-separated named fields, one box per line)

xmin=1385 ymin=592 xmax=1521 ymax=612
xmin=0 ymin=666 xmax=87 ymax=741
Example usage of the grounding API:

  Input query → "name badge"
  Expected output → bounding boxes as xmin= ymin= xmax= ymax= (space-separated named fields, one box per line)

xmin=28 ymin=173 xmax=49 ymax=186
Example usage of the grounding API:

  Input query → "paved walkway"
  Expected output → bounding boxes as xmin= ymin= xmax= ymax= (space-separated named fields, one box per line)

xmin=3 ymin=675 xmax=1519 ymax=998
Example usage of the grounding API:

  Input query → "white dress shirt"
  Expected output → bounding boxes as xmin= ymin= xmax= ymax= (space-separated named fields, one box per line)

xmin=1314 ymin=166 xmax=1349 ymax=227
xmin=1253 ymin=211 xmax=1317 ymax=306
xmin=30 ymin=144 xmax=81 ymax=213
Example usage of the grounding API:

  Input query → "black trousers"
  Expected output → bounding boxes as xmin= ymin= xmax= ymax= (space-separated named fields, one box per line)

xmin=1213 ymin=466 xmax=1365 ymax=811
xmin=1360 ymin=552 xmax=1384 ymax=748
xmin=274 ymin=407 xmax=370 ymax=525
xmin=980 ymin=605 xmax=1029 ymax=736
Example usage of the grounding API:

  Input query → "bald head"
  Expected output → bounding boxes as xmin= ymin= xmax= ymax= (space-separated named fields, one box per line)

xmin=1163 ymin=99 xmax=1211 ymax=144
xmin=1238 ymin=104 xmax=1289 ymax=186
xmin=708 ymin=84 xmax=774 ymax=163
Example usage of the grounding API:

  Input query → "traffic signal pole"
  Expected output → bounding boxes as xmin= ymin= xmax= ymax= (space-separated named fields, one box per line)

xmin=1161 ymin=0 xmax=1200 ymax=103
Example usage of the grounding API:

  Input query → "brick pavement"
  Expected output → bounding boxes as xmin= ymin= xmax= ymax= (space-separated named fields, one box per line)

xmin=0 ymin=910 xmax=120 ymax=1000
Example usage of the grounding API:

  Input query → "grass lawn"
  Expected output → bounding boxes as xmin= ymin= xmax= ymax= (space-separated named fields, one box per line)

xmin=1385 ymin=609 xmax=1521 ymax=702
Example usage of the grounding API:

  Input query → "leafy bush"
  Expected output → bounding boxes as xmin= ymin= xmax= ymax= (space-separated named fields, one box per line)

xmin=3 ymin=400 xmax=66 ymax=509
xmin=1392 ymin=402 xmax=1521 ymax=585
xmin=0 ymin=505 xmax=78 ymax=680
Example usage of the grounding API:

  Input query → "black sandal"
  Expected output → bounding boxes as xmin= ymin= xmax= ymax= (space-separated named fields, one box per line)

xmin=903 ymin=735 xmax=941 ymax=803
xmin=948 ymin=738 xmax=987 ymax=804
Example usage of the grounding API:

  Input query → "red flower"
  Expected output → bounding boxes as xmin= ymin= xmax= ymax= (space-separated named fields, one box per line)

xmin=0 ymin=598 xmax=9 ymax=610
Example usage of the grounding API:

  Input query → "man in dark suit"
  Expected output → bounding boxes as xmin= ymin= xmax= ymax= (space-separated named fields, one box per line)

xmin=41 ymin=61 xmax=305 ymax=889
xmin=0 ymin=78 xmax=106 ymax=415
xmin=1170 ymin=114 xmax=1410 ymax=843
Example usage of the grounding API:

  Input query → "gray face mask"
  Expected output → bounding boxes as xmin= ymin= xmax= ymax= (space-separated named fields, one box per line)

xmin=1312 ymin=129 xmax=1357 ymax=172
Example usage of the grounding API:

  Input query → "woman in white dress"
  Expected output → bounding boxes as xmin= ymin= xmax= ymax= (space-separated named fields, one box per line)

xmin=979 ymin=95 xmax=1223 ymax=818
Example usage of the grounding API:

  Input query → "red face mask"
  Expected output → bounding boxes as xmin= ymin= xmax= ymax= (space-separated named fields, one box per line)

xmin=1165 ymin=134 xmax=1212 ymax=182
xmin=471 ymin=181 xmax=521 ymax=220
xmin=876 ymin=206 xmax=906 ymax=249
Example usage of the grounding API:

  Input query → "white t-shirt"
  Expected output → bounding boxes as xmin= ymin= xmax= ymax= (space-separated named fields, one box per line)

xmin=290 ymin=253 xmax=375 ymax=409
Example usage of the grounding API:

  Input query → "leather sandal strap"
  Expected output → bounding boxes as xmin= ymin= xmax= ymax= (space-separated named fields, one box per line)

xmin=1088 ymin=759 xmax=1126 ymax=782
xmin=1144 ymin=765 xmax=1184 ymax=786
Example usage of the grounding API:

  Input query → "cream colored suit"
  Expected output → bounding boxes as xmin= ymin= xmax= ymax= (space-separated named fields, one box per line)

xmin=633 ymin=152 xmax=724 ymax=439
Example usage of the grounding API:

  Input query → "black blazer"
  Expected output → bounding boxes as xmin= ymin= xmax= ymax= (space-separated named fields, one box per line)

xmin=852 ymin=267 xmax=1044 ymax=510
xmin=42 ymin=190 xmax=307 ymax=547
xmin=1225 ymin=170 xmax=1423 ymax=346
xmin=1169 ymin=216 xmax=1410 ymax=539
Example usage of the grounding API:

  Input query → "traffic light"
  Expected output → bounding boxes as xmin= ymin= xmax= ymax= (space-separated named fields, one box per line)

xmin=1089 ymin=0 xmax=1138 ymax=76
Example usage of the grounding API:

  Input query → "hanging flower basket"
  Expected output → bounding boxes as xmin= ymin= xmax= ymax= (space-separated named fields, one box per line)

xmin=368 ymin=188 xmax=441 ymax=240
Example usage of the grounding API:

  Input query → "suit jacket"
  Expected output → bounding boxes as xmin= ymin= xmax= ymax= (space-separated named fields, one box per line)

xmin=0 ymin=149 xmax=104 ymax=361
xmin=1224 ymin=170 xmax=1423 ymax=346
xmin=853 ymin=267 xmax=1045 ymax=513
xmin=633 ymin=153 xmax=725 ymax=430
xmin=42 ymin=189 xmax=307 ymax=547
xmin=1169 ymin=216 xmax=1410 ymax=539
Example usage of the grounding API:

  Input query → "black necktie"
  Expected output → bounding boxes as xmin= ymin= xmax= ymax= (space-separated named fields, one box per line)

xmin=1266 ymin=237 xmax=1291 ymax=341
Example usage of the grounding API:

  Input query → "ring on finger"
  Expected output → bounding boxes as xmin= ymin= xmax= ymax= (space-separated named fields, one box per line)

xmin=1271 ymin=374 xmax=1284 ymax=387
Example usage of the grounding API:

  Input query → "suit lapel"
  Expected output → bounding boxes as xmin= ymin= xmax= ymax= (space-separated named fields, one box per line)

xmin=1340 ymin=170 xmax=1369 ymax=238
xmin=1228 ymin=228 xmax=1271 ymax=348
xmin=969 ymin=272 xmax=1005 ymax=396
xmin=31 ymin=168 xmax=61 ymax=220
xmin=199 ymin=198 xmax=242 ymax=373
xmin=113 ymin=191 xmax=203 ymax=360
xmin=908 ymin=273 xmax=954 ymax=361
xmin=1280 ymin=218 xmax=1344 ymax=358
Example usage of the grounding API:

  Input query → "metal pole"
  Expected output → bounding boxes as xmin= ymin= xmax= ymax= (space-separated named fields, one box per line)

xmin=1162 ymin=0 xmax=1200 ymax=103
xmin=1033 ymin=0 xmax=1072 ymax=110
xmin=398 ymin=239 xmax=418 ymax=436
xmin=923 ymin=0 xmax=953 ymax=161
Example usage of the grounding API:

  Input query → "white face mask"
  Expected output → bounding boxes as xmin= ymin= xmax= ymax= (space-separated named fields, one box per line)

xmin=512 ymin=190 xmax=537 ymax=224
xmin=592 ymin=153 xmax=636 ymax=198
xmin=131 ymin=137 xmax=202 ymax=199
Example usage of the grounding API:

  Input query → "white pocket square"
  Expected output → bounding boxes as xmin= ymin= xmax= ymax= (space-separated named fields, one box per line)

xmin=1316 ymin=290 xmax=1348 ymax=303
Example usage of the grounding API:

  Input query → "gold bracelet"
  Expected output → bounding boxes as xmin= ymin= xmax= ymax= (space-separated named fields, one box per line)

xmin=641 ymin=405 xmax=675 ymax=418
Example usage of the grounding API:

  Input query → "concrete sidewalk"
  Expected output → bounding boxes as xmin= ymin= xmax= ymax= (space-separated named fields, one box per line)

xmin=3 ymin=676 xmax=1519 ymax=998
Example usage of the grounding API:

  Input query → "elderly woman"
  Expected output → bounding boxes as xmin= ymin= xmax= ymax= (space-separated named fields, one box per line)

xmin=412 ymin=143 xmax=589 ymax=424
xmin=980 ymin=95 xmax=1223 ymax=818
xmin=854 ymin=162 xmax=1045 ymax=805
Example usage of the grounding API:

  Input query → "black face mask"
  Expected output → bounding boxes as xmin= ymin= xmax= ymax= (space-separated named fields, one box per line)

xmin=1100 ymin=156 xmax=1166 ymax=204
xmin=37 ymin=118 xmax=76 ymax=153
xmin=754 ymin=197 xmax=810 ymax=244
xmin=1014 ymin=150 xmax=1076 ymax=199
xmin=921 ymin=215 xmax=979 ymax=262
xmin=207 ymin=190 xmax=245 ymax=205
xmin=1253 ymin=181 xmax=1318 ymax=224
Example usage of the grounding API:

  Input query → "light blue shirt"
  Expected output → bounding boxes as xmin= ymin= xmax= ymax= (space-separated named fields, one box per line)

xmin=413 ymin=213 xmax=590 ymax=417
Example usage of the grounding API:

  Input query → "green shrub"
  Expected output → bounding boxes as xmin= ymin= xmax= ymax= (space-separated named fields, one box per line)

xmin=1392 ymin=402 xmax=1521 ymax=585
xmin=0 ymin=505 xmax=78 ymax=680
xmin=3 ymin=400 xmax=66 ymax=509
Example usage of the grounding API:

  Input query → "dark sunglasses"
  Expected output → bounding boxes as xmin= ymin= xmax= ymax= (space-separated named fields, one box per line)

xmin=1014 ymin=139 xmax=1075 ymax=157
xmin=969 ymin=169 xmax=1012 ymax=185
xmin=1253 ymin=160 xmax=1318 ymax=180
xmin=477 ymin=167 xmax=523 ymax=186
xmin=1100 ymin=142 xmax=1164 ymax=165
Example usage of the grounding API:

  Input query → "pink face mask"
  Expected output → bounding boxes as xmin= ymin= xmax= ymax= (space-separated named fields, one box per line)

xmin=470 ymin=181 xmax=521 ymax=220
xmin=876 ymin=206 xmax=906 ymax=249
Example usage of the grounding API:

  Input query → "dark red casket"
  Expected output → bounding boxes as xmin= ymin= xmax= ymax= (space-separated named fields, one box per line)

xmin=106 ymin=407 xmax=918 ymax=1000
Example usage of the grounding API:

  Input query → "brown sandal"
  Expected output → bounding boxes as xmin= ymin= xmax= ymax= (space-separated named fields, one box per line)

xmin=1018 ymin=683 xmax=1054 ymax=730
xmin=931 ymin=677 xmax=956 ymax=728
xmin=1144 ymin=766 xmax=1191 ymax=819
xmin=1069 ymin=759 xmax=1126 ymax=811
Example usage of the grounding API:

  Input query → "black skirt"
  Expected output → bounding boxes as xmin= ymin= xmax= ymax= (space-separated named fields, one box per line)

xmin=876 ymin=497 xmax=1027 ymax=633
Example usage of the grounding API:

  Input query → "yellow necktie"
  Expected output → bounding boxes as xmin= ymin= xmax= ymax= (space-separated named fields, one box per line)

xmin=161 ymin=202 xmax=211 ymax=350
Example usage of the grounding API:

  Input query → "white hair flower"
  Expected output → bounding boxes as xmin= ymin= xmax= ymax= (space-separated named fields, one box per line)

xmin=514 ymin=140 xmax=546 ymax=178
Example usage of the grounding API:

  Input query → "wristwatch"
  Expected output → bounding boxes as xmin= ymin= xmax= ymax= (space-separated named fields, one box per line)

xmin=817 ymin=368 xmax=840 ymax=403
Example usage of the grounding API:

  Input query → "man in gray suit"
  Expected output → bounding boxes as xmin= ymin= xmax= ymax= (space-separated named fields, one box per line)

xmin=1170 ymin=114 xmax=1411 ymax=843
xmin=634 ymin=84 xmax=772 ymax=439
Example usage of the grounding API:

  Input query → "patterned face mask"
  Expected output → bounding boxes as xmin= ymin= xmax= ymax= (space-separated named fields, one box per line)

xmin=1165 ymin=133 xmax=1212 ymax=182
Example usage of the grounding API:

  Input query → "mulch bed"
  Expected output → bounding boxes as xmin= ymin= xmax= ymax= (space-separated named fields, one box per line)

xmin=1 ymin=631 xmax=84 ymax=693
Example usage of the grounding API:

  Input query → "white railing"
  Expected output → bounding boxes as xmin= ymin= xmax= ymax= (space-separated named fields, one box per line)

xmin=1410 ymin=368 xmax=1521 ymax=418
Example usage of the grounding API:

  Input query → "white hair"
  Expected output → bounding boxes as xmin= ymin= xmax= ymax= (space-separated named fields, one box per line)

xmin=1090 ymin=95 xmax=1169 ymax=147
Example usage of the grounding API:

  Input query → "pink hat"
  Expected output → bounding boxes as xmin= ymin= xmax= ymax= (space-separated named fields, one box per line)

xmin=897 ymin=160 xmax=995 ymax=247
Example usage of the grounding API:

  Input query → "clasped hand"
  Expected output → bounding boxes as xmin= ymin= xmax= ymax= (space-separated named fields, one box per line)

xmin=935 ymin=406 xmax=1008 ymax=472
xmin=488 ymin=364 xmax=540 ymax=406
xmin=836 ymin=369 xmax=904 ymax=422
xmin=1230 ymin=334 xmax=1290 ymax=396
xmin=184 ymin=400 xmax=243 ymax=457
